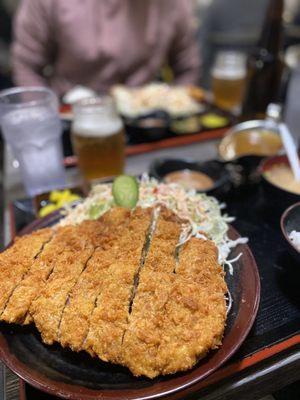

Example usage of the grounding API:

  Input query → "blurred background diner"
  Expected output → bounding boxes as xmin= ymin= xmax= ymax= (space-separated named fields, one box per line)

xmin=0 ymin=0 xmax=299 ymax=198
xmin=0 ymin=1 xmax=300 ymax=399
xmin=11 ymin=0 xmax=200 ymax=96
xmin=0 ymin=0 xmax=298 ymax=91
xmin=0 ymin=0 xmax=299 ymax=206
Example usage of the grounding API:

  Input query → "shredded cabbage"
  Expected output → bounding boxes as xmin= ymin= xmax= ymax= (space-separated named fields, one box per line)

xmin=61 ymin=174 xmax=248 ymax=266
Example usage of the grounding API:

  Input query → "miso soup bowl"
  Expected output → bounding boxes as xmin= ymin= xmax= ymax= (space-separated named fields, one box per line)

xmin=260 ymin=155 xmax=300 ymax=216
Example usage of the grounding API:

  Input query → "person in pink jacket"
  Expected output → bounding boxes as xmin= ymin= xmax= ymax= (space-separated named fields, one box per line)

xmin=11 ymin=0 xmax=200 ymax=98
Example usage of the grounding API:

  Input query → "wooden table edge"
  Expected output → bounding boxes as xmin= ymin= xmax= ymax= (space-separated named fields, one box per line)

xmin=63 ymin=128 xmax=228 ymax=167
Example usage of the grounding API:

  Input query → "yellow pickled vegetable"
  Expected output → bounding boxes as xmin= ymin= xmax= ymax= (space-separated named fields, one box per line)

xmin=39 ymin=190 xmax=81 ymax=218
xmin=56 ymin=194 xmax=80 ymax=208
xmin=200 ymin=113 xmax=229 ymax=129
xmin=39 ymin=204 xmax=58 ymax=218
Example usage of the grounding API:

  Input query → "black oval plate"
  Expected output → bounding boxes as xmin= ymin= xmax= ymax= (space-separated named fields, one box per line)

xmin=0 ymin=211 xmax=260 ymax=400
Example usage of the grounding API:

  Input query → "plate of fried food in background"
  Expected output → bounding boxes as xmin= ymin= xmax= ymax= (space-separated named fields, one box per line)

xmin=59 ymin=84 xmax=233 ymax=144
xmin=112 ymin=83 xmax=232 ymax=141
xmin=0 ymin=175 xmax=260 ymax=400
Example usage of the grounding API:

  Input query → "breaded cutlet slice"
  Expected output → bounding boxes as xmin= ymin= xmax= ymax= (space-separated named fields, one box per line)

xmin=157 ymin=238 xmax=226 ymax=376
xmin=59 ymin=208 xmax=130 ymax=350
xmin=2 ymin=207 xmax=129 ymax=326
xmin=2 ymin=221 xmax=102 ymax=325
xmin=31 ymin=208 xmax=131 ymax=345
xmin=122 ymin=237 xmax=227 ymax=378
xmin=59 ymin=247 xmax=119 ymax=351
xmin=121 ymin=208 xmax=181 ymax=376
xmin=175 ymin=237 xmax=222 ymax=281
xmin=121 ymin=270 xmax=174 ymax=378
xmin=0 ymin=228 xmax=53 ymax=316
xmin=30 ymin=222 xmax=97 ymax=344
xmin=84 ymin=207 xmax=152 ymax=363
xmin=140 ymin=208 xmax=181 ymax=274
xmin=157 ymin=273 xmax=226 ymax=376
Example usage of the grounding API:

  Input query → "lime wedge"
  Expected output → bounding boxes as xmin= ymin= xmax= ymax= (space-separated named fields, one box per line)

xmin=112 ymin=175 xmax=139 ymax=209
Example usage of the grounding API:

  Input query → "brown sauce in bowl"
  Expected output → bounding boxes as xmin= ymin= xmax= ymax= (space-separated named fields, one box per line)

xmin=164 ymin=170 xmax=214 ymax=191
xmin=219 ymin=130 xmax=282 ymax=161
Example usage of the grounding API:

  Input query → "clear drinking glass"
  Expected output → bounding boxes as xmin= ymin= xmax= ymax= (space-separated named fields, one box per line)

xmin=211 ymin=51 xmax=247 ymax=113
xmin=0 ymin=87 xmax=66 ymax=196
xmin=71 ymin=96 xmax=125 ymax=181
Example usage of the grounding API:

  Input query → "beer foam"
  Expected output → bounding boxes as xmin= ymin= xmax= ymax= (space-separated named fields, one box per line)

xmin=212 ymin=67 xmax=246 ymax=80
xmin=73 ymin=115 xmax=123 ymax=137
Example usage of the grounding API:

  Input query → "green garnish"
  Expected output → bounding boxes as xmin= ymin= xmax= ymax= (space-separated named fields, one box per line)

xmin=88 ymin=203 xmax=106 ymax=219
xmin=112 ymin=175 xmax=139 ymax=209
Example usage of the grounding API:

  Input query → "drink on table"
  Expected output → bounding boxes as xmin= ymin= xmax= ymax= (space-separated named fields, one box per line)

xmin=242 ymin=0 xmax=284 ymax=120
xmin=211 ymin=51 xmax=247 ymax=114
xmin=0 ymin=87 xmax=66 ymax=197
xmin=72 ymin=96 xmax=125 ymax=181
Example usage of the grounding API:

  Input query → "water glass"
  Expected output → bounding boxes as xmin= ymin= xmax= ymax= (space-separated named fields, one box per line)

xmin=0 ymin=87 xmax=66 ymax=196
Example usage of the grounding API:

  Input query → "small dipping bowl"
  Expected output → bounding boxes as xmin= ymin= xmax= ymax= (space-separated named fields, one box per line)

xmin=149 ymin=158 xmax=231 ymax=198
xmin=260 ymin=154 xmax=300 ymax=216
xmin=218 ymin=119 xmax=283 ymax=185
xmin=280 ymin=202 xmax=300 ymax=263
xmin=122 ymin=110 xmax=170 ymax=143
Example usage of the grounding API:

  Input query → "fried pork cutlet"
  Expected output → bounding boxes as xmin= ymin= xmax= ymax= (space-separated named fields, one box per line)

xmin=122 ymin=270 xmax=174 ymax=377
xmin=31 ymin=208 xmax=130 ymax=345
xmin=1 ymin=208 xmax=129 ymax=327
xmin=1 ymin=227 xmax=65 ymax=324
xmin=84 ymin=207 xmax=152 ymax=363
xmin=140 ymin=207 xmax=182 ymax=274
xmin=29 ymin=224 xmax=94 ymax=344
xmin=122 ymin=217 xmax=227 ymax=378
xmin=59 ymin=208 xmax=130 ymax=350
xmin=121 ymin=207 xmax=183 ymax=376
xmin=0 ymin=205 xmax=228 ymax=379
xmin=158 ymin=275 xmax=226 ymax=376
xmin=0 ymin=228 xmax=53 ymax=316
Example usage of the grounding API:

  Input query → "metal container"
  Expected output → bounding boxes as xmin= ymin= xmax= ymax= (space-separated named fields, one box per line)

xmin=218 ymin=104 xmax=283 ymax=185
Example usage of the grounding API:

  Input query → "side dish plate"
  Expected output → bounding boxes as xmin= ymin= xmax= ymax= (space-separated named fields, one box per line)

xmin=0 ymin=211 xmax=260 ymax=400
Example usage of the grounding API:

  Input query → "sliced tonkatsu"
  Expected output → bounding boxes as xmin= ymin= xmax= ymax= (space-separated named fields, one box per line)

xmin=59 ymin=208 xmax=130 ymax=350
xmin=138 ymin=207 xmax=182 ymax=274
xmin=0 ymin=228 xmax=53 ymax=317
xmin=84 ymin=207 xmax=153 ymax=363
xmin=121 ymin=212 xmax=227 ymax=378
xmin=29 ymin=223 xmax=95 ymax=344
xmin=121 ymin=270 xmax=174 ymax=378
xmin=0 ymin=205 xmax=228 ymax=379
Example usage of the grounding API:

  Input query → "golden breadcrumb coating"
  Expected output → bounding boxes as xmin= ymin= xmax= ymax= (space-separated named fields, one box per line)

xmin=0 ymin=206 xmax=227 ymax=378
xmin=0 ymin=228 xmax=52 ymax=316
xmin=85 ymin=208 xmax=152 ymax=362
xmin=121 ymin=218 xmax=226 ymax=378
xmin=59 ymin=208 xmax=130 ymax=350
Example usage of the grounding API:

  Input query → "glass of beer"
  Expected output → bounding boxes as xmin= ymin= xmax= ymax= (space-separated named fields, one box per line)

xmin=71 ymin=96 xmax=125 ymax=181
xmin=211 ymin=51 xmax=247 ymax=114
